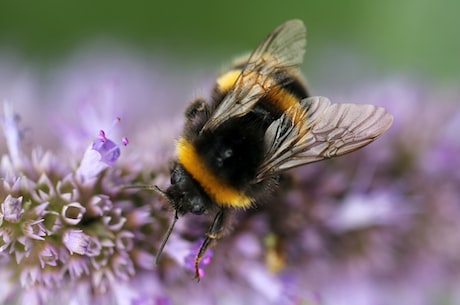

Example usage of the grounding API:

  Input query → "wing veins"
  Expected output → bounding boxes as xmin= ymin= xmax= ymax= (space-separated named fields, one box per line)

xmin=254 ymin=96 xmax=393 ymax=182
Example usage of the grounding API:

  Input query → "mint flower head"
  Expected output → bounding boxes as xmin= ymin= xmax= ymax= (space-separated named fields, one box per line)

xmin=0 ymin=103 xmax=131 ymax=280
xmin=0 ymin=100 xmax=169 ymax=304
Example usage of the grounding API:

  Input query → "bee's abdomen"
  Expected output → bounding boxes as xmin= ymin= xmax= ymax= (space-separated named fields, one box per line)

xmin=213 ymin=67 xmax=309 ymax=121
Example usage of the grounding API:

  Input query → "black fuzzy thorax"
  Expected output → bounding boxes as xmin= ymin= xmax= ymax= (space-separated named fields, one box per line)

xmin=195 ymin=112 xmax=266 ymax=189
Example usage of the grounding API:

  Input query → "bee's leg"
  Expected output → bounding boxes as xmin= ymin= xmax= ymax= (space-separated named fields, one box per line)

xmin=184 ymin=98 xmax=209 ymax=121
xmin=184 ymin=98 xmax=210 ymax=135
xmin=194 ymin=207 xmax=226 ymax=280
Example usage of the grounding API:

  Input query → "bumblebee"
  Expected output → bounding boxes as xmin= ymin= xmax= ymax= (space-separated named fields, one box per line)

xmin=155 ymin=19 xmax=393 ymax=278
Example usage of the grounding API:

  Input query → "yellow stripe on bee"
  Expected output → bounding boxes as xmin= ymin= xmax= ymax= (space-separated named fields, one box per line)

xmin=266 ymin=87 xmax=299 ymax=118
xmin=216 ymin=69 xmax=301 ymax=123
xmin=176 ymin=137 xmax=253 ymax=208
xmin=216 ymin=69 xmax=241 ymax=92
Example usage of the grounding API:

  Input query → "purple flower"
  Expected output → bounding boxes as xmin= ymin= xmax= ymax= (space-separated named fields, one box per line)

xmin=63 ymin=229 xmax=98 ymax=255
xmin=1 ymin=194 xmax=24 ymax=223
xmin=77 ymin=126 xmax=128 ymax=185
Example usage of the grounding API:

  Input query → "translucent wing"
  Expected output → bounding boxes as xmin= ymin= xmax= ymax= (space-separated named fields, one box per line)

xmin=254 ymin=96 xmax=394 ymax=182
xmin=201 ymin=19 xmax=306 ymax=133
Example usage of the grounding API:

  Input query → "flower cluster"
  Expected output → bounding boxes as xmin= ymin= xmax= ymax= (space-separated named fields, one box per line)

xmin=1 ymin=51 xmax=460 ymax=305
xmin=0 ymin=52 xmax=217 ymax=304
xmin=0 ymin=99 xmax=178 ymax=304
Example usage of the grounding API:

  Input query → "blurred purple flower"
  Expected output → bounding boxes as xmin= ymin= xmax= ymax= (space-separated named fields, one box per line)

xmin=1 ymin=48 xmax=460 ymax=305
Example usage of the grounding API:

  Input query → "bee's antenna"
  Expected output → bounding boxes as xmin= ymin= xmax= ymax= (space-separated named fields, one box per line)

xmin=123 ymin=184 xmax=157 ymax=191
xmin=152 ymin=185 xmax=169 ymax=200
xmin=125 ymin=184 xmax=178 ymax=264
xmin=148 ymin=185 xmax=179 ymax=264
xmin=155 ymin=208 xmax=179 ymax=265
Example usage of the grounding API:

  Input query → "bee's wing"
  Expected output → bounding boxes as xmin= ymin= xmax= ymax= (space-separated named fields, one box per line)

xmin=254 ymin=96 xmax=394 ymax=183
xmin=201 ymin=19 xmax=306 ymax=133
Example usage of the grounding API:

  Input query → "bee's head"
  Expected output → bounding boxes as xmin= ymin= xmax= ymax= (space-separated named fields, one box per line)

xmin=163 ymin=162 xmax=210 ymax=215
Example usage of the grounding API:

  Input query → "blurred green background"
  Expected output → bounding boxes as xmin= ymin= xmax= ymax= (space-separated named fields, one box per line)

xmin=0 ymin=0 xmax=459 ymax=83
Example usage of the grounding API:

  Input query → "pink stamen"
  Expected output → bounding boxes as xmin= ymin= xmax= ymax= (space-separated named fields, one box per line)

xmin=98 ymin=130 xmax=107 ymax=141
